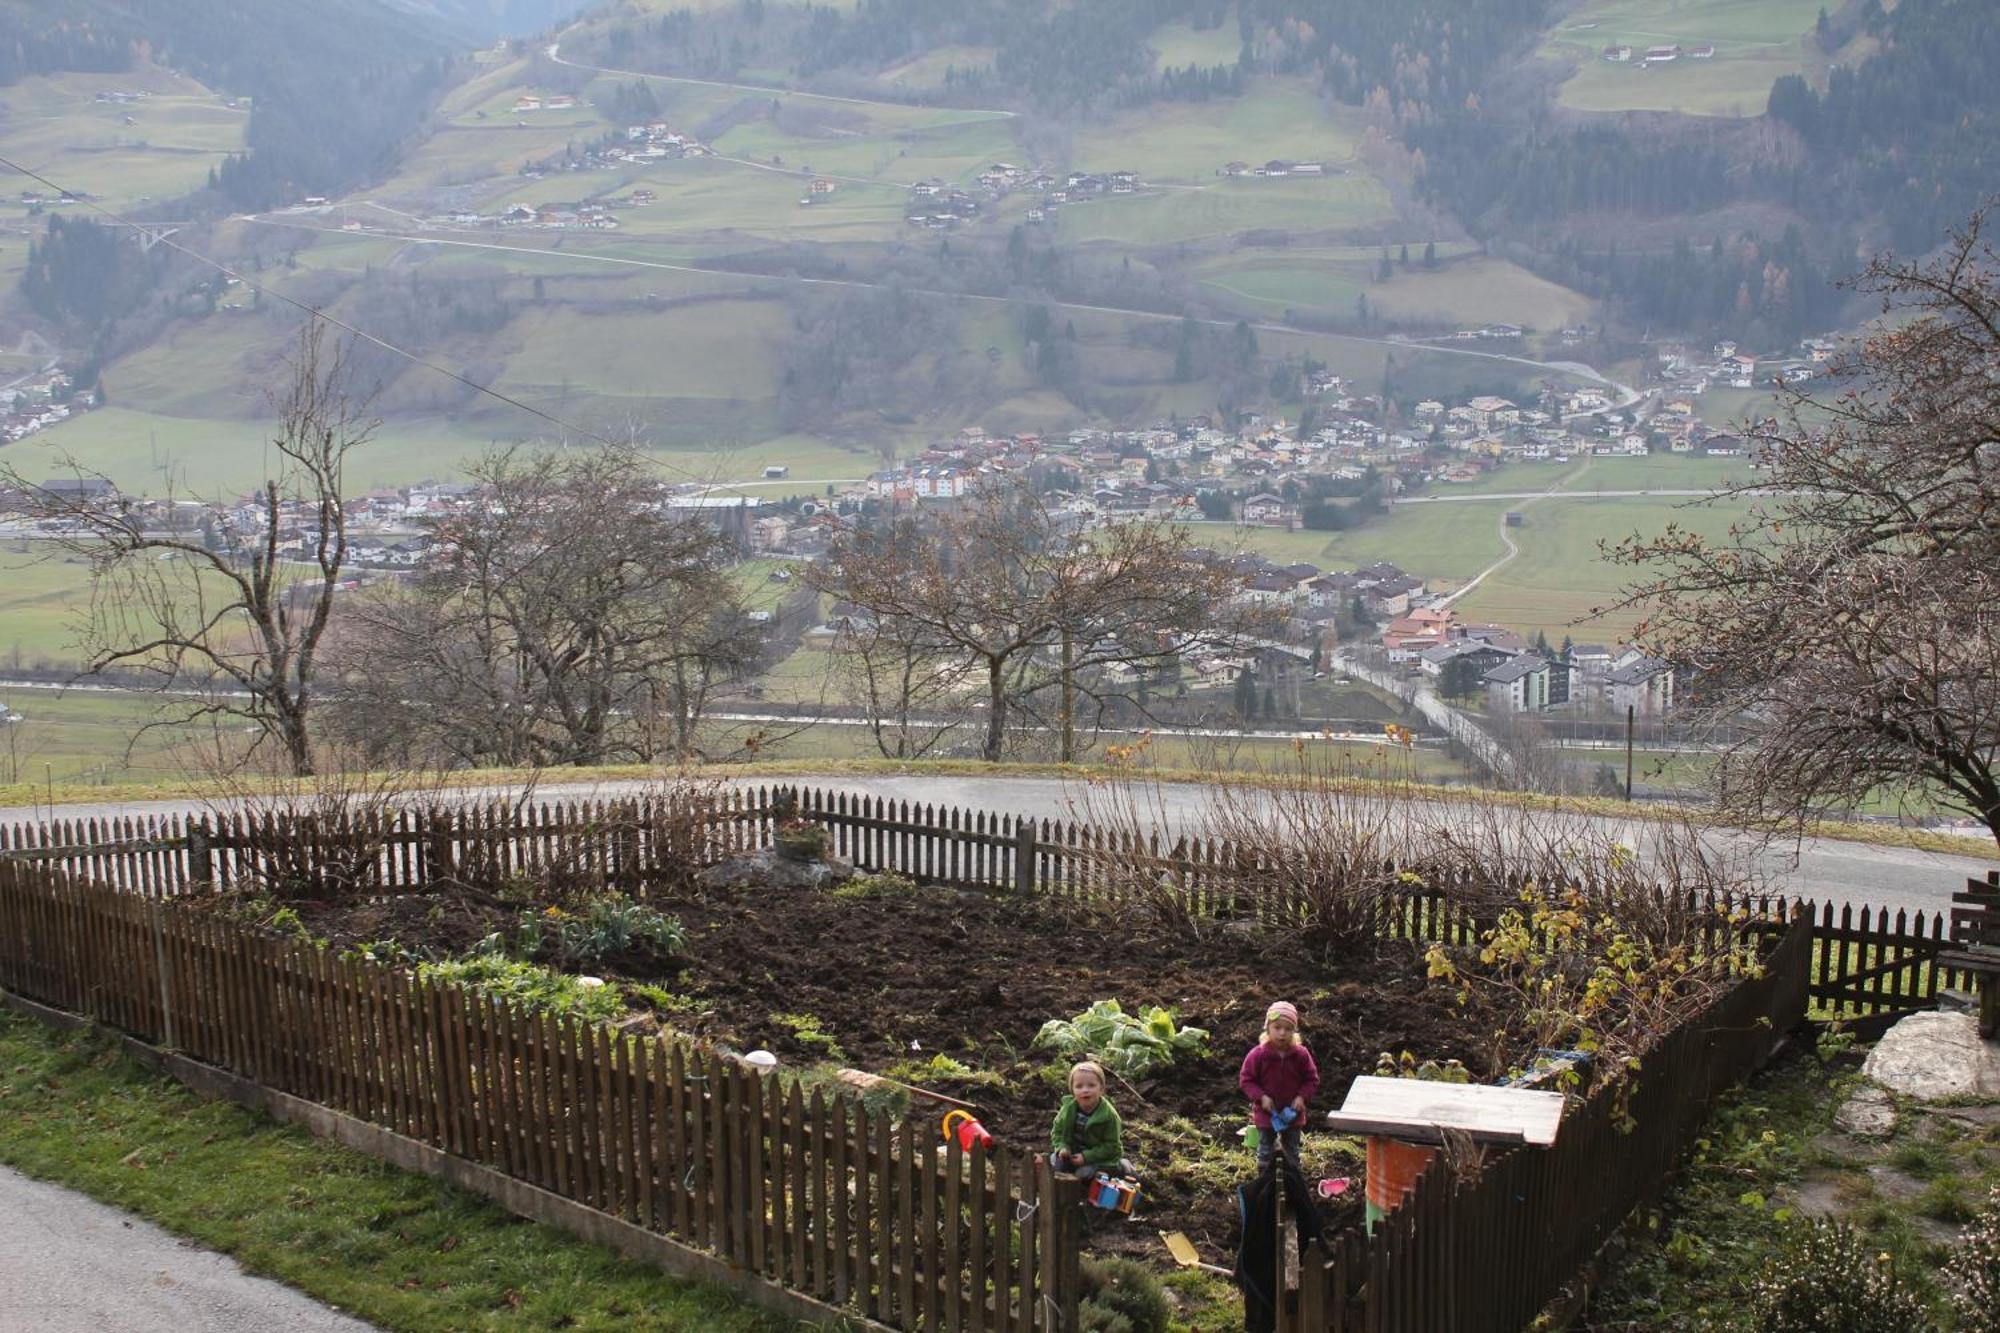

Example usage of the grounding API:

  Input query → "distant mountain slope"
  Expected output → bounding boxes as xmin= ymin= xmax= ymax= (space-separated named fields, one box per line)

xmin=389 ymin=0 xmax=589 ymax=42
xmin=0 ymin=0 xmax=461 ymax=206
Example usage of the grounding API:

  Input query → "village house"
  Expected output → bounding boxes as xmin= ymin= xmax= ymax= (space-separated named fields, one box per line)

xmin=1483 ymin=654 xmax=1557 ymax=712
xmin=1606 ymin=653 xmax=1675 ymax=716
xmin=1240 ymin=493 xmax=1300 ymax=528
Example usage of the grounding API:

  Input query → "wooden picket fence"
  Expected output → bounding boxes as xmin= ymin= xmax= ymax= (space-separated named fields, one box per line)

xmin=0 ymin=856 xmax=1080 ymax=1331
xmin=1292 ymin=911 xmax=1813 ymax=1332
xmin=1 ymin=786 xmax=1978 ymax=1020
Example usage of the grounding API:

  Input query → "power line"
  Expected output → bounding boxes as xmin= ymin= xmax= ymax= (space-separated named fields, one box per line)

xmin=0 ymin=153 xmax=730 ymax=484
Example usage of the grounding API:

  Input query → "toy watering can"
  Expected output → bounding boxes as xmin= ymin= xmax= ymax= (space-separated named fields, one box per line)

xmin=941 ymin=1109 xmax=995 ymax=1153
xmin=1089 ymin=1173 xmax=1141 ymax=1214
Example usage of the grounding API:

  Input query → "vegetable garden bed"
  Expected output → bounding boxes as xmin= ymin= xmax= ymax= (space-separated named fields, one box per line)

xmin=223 ymin=870 xmax=1512 ymax=1267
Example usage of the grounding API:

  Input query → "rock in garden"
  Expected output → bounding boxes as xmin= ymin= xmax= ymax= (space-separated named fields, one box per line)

xmin=1861 ymin=1010 xmax=2000 ymax=1102
xmin=695 ymin=845 xmax=855 ymax=892
xmin=1833 ymin=1083 xmax=1897 ymax=1137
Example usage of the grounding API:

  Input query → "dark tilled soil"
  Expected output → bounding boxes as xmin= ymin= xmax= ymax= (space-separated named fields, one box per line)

xmin=257 ymin=878 xmax=1500 ymax=1265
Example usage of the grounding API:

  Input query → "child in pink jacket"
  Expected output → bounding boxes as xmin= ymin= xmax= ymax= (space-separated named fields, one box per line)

xmin=1239 ymin=1000 xmax=1319 ymax=1167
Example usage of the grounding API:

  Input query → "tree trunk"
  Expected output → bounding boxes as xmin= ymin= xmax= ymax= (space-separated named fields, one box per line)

xmin=1059 ymin=630 xmax=1076 ymax=764
xmin=983 ymin=656 xmax=1007 ymax=762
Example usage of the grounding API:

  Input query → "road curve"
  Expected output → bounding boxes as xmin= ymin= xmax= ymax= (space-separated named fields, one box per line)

xmin=0 ymin=1163 xmax=374 ymax=1332
xmin=2 ymin=775 xmax=1990 ymax=918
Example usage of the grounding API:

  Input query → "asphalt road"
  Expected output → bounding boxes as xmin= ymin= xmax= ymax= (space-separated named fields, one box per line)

xmin=0 ymin=1164 xmax=374 ymax=1332
xmin=3 ymin=775 xmax=1992 ymax=918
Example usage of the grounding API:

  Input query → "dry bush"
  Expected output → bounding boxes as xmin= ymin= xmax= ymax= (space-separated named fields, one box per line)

xmin=1069 ymin=738 xmax=1769 ymax=969
xmin=192 ymin=741 xmax=458 ymax=900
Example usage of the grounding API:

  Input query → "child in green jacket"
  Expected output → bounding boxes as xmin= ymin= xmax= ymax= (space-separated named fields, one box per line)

xmin=1049 ymin=1060 xmax=1124 ymax=1179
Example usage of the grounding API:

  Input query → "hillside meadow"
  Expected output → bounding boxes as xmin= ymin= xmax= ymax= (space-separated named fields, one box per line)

xmin=1543 ymin=0 xmax=1827 ymax=116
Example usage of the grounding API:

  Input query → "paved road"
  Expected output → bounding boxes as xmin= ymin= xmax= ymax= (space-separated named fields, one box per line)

xmin=0 ymin=1164 xmax=374 ymax=1332
xmin=3 ymin=775 xmax=1991 ymax=918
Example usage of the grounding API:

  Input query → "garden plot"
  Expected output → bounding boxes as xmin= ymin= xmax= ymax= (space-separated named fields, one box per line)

xmin=238 ymin=868 xmax=1501 ymax=1266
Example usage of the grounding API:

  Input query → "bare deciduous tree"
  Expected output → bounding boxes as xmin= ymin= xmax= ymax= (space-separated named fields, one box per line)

xmin=1610 ymin=205 xmax=2000 ymax=847
xmin=804 ymin=481 xmax=1251 ymax=762
xmin=0 ymin=324 xmax=373 ymax=776
xmin=828 ymin=612 xmax=973 ymax=760
xmin=328 ymin=444 xmax=757 ymax=768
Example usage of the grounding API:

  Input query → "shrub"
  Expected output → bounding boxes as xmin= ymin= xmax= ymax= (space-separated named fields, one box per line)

xmin=1744 ymin=1220 xmax=1937 ymax=1333
xmin=1949 ymin=1184 xmax=2000 ymax=1328
xmin=1034 ymin=1000 xmax=1209 ymax=1079
xmin=1078 ymin=1256 xmax=1171 ymax=1333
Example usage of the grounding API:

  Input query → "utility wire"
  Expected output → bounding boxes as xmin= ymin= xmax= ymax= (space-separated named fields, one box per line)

xmin=0 ymin=152 xmax=732 ymax=485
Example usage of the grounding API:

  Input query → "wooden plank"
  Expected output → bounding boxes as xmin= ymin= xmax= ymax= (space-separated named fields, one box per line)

xmin=637 ymin=1038 xmax=658 ymax=1232
xmin=670 ymin=1042 xmax=692 ymax=1240
xmin=945 ymin=1138 xmax=965 ymax=1333
xmin=922 ymin=1121 xmax=941 ymax=1333
xmin=808 ymin=1089 xmax=831 ymax=1300
xmin=832 ymin=1095 xmax=852 ymax=1308
xmin=1329 ymin=1077 xmax=1564 ymax=1146
xmin=788 ymin=1081 xmax=809 ymax=1293
xmin=748 ymin=1065 xmax=768 ymax=1276
xmin=897 ymin=1117 xmax=916 ymax=1323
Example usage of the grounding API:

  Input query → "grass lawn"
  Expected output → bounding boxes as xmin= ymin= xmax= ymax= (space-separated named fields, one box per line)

xmin=0 ymin=1011 xmax=782 ymax=1332
xmin=1543 ymin=0 xmax=1828 ymax=116
xmin=1449 ymin=493 xmax=1755 ymax=640
xmin=1555 ymin=452 xmax=1756 ymax=493
xmin=1069 ymin=78 xmax=1361 ymax=185
xmin=493 ymin=301 xmax=791 ymax=403
xmin=1589 ymin=1041 xmax=2000 ymax=1328
xmin=0 ymin=687 xmax=236 ymax=790
xmin=1054 ymin=174 xmax=1393 ymax=246
xmin=1198 ymin=251 xmax=1594 ymax=333
xmin=0 ymin=544 xmax=98 ymax=665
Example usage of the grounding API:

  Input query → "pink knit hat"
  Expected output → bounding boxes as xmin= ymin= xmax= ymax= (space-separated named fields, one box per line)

xmin=1265 ymin=1001 xmax=1300 ymax=1029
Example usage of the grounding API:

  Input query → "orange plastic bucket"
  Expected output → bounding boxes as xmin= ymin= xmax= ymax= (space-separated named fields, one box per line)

xmin=1364 ymin=1137 xmax=1435 ymax=1230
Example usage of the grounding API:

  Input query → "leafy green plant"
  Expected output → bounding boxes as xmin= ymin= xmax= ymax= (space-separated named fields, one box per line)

xmin=1744 ymin=1219 xmax=1938 ymax=1332
xmin=1424 ymin=882 xmax=1765 ymax=1080
xmin=521 ymin=896 xmax=686 ymax=969
xmin=830 ymin=871 xmax=920 ymax=900
xmin=344 ymin=939 xmax=412 ymax=967
xmin=884 ymin=1053 xmax=1006 ymax=1090
xmin=1374 ymin=1050 xmax=1472 ymax=1083
xmin=417 ymin=955 xmax=626 ymax=1024
xmin=628 ymin=983 xmax=699 ymax=1014
xmin=1033 ymin=1000 xmax=1209 ymax=1079
xmin=771 ymin=1011 xmax=845 ymax=1061
xmin=1079 ymin=1256 xmax=1172 ymax=1333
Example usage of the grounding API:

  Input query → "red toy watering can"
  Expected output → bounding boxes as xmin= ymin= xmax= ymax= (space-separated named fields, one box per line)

xmin=942 ymin=1109 xmax=995 ymax=1152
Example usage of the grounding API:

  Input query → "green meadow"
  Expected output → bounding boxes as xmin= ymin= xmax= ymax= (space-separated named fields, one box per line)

xmin=1197 ymin=249 xmax=1593 ymax=332
xmin=1069 ymin=78 xmax=1362 ymax=185
xmin=1543 ymin=0 xmax=1827 ymax=116
xmin=0 ymin=64 xmax=246 ymax=215
xmin=1446 ymin=493 xmax=1754 ymax=641
xmin=1055 ymin=175 xmax=1394 ymax=246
